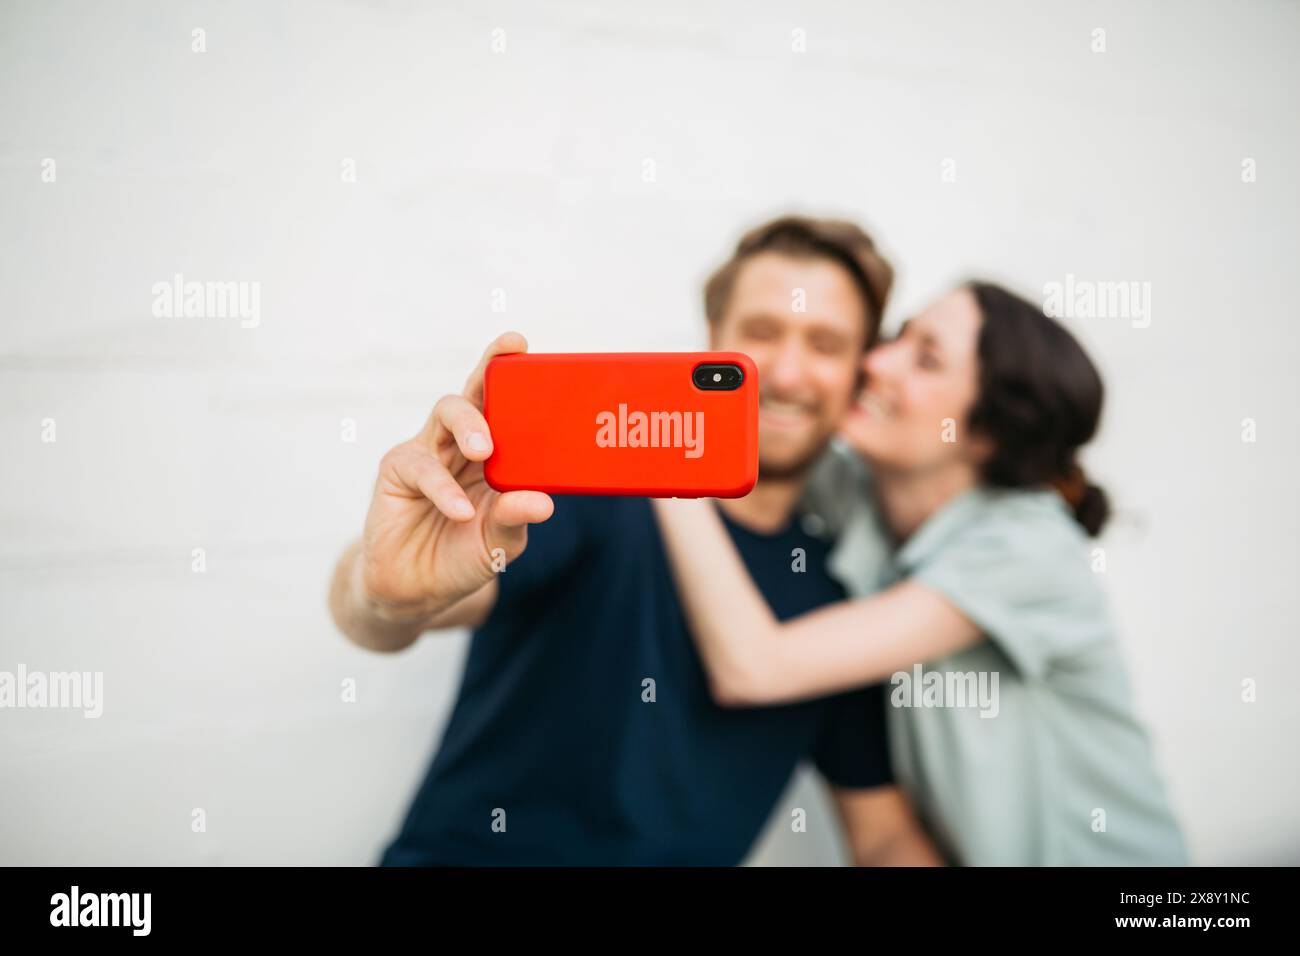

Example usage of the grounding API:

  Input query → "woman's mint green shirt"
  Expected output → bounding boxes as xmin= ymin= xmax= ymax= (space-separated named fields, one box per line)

xmin=804 ymin=449 xmax=1187 ymax=866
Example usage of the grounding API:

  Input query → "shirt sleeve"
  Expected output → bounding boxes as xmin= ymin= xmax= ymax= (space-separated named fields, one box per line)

xmin=811 ymin=681 xmax=894 ymax=789
xmin=906 ymin=497 xmax=1107 ymax=681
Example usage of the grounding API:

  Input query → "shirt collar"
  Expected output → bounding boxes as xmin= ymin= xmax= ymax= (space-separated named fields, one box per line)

xmin=893 ymin=486 xmax=989 ymax=572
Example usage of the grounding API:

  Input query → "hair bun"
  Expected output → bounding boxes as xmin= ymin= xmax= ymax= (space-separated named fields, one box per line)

xmin=1050 ymin=465 xmax=1110 ymax=536
xmin=1049 ymin=464 xmax=1088 ymax=509
xmin=1073 ymin=482 xmax=1110 ymax=537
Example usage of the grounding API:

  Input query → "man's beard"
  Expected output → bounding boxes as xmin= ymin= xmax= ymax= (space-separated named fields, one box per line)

xmin=757 ymin=444 xmax=827 ymax=482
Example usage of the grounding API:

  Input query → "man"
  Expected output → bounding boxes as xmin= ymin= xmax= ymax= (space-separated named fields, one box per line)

xmin=328 ymin=216 xmax=939 ymax=865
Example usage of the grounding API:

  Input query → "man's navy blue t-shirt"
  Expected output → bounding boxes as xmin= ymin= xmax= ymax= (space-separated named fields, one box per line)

xmin=380 ymin=495 xmax=891 ymax=866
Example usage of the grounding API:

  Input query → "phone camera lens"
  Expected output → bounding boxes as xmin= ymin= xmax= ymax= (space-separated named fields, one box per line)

xmin=693 ymin=363 xmax=743 ymax=391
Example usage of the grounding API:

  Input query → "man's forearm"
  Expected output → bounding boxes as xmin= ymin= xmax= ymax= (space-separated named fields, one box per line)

xmin=329 ymin=541 xmax=498 ymax=652
xmin=855 ymin=820 xmax=947 ymax=866
xmin=329 ymin=540 xmax=441 ymax=652
xmin=832 ymin=785 xmax=946 ymax=867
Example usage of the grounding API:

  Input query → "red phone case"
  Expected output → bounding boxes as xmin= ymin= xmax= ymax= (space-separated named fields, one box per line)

xmin=483 ymin=352 xmax=758 ymax=497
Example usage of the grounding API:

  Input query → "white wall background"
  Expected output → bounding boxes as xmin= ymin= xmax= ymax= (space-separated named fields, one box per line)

xmin=2 ymin=0 xmax=1297 ymax=866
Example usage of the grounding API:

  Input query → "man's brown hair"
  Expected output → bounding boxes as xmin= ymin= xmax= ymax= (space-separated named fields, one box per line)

xmin=703 ymin=215 xmax=894 ymax=346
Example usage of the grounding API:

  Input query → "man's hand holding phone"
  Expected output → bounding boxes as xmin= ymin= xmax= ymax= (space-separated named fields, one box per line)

xmin=330 ymin=333 xmax=756 ymax=651
xmin=330 ymin=332 xmax=555 ymax=651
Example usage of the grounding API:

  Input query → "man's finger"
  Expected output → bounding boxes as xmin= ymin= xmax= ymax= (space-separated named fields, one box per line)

xmin=462 ymin=330 xmax=529 ymax=409
xmin=489 ymin=490 xmax=554 ymax=529
xmin=382 ymin=447 xmax=476 ymax=522
xmin=428 ymin=394 xmax=494 ymax=462
xmin=481 ymin=490 xmax=554 ymax=566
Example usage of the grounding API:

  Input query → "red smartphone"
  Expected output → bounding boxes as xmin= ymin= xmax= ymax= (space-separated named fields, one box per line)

xmin=483 ymin=352 xmax=758 ymax=497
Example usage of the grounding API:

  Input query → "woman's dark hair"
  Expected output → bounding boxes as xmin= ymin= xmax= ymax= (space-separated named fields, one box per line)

xmin=965 ymin=281 xmax=1111 ymax=536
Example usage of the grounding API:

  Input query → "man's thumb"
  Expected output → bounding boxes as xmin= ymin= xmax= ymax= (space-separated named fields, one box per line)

xmin=482 ymin=491 xmax=554 ymax=566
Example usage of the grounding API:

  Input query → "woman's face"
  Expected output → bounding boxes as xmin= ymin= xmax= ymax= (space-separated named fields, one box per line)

xmin=840 ymin=287 xmax=987 ymax=472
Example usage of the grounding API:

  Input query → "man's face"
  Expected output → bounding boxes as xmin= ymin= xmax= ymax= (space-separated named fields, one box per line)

xmin=709 ymin=252 xmax=869 ymax=479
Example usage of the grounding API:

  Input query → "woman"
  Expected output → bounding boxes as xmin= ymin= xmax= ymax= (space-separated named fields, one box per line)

xmin=653 ymin=281 xmax=1187 ymax=865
